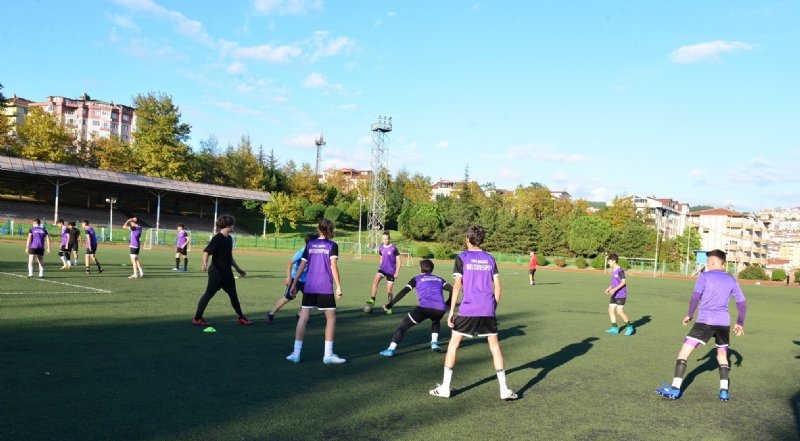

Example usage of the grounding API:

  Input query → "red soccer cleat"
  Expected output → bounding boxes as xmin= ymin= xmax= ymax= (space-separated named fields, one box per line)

xmin=238 ymin=317 xmax=253 ymax=326
xmin=192 ymin=318 xmax=211 ymax=326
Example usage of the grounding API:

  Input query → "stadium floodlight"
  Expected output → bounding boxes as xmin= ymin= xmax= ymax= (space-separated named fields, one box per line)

xmin=105 ymin=198 xmax=117 ymax=241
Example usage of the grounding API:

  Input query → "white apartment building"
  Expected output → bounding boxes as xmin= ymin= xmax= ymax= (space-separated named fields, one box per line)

xmin=688 ymin=208 xmax=770 ymax=273
xmin=625 ymin=195 xmax=689 ymax=239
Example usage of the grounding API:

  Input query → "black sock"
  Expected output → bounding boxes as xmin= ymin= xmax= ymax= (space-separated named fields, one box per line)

xmin=175 ymin=257 xmax=180 ymax=269
xmin=184 ymin=257 xmax=188 ymax=269
xmin=674 ymin=359 xmax=688 ymax=380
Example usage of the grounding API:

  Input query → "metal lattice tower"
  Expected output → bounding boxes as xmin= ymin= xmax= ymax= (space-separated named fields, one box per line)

xmin=314 ymin=132 xmax=325 ymax=177
xmin=367 ymin=115 xmax=392 ymax=252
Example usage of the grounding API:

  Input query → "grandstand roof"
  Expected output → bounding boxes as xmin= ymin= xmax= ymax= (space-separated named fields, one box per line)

xmin=0 ymin=155 xmax=271 ymax=202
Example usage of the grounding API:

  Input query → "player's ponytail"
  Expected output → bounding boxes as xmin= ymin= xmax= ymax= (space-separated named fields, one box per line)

xmin=318 ymin=218 xmax=335 ymax=239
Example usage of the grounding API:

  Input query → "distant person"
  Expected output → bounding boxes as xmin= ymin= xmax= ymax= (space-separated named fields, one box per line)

xmin=123 ymin=217 xmax=144 ymax=279
xmin=173 ymin=223 xmax=190 ymax=272
xmin=528 ymin=250 xmax=538 ymax=286
xmin=192 ymin=215 xmax=252 ymax=327
xmin=66 ymin=221 xmax=81 ymax=268
xmin=429 ymin=225 xmax=517 ymax=401
xmin=655 ymin=249 xmax=747 ymax=401
xmin=379 ymin=259 xmax=453 ymax=357
xmin=267 ymin=233 xmax=316 ymax=324
xmin=56 ymin=219 xmax=70 ymax=269
xmin=25 ymin=218 xmax=50 ymax=278
xmin=81 ymin=220 xmax=103 ymax=274
xmin=286 ymin=219 xmax=345 ymax=365
xmin=366 ymin=231 xmax=401 ymax=314
xmin=605 ymin=254 xmax=634 ymax=336
xmin=786 ymin=273 xmax=790 ymax=287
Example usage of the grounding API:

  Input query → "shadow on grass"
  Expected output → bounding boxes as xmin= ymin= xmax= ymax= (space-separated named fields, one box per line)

xmin=794 ymin=340 xmax=800 ymax=359
xmin=455 ymin=336 xmax=599 ymax=398
xmin=680 ymin=347 xmax=743 ymax=395
xmin=626 ymin=315 xmax=652 ymax=333
xmin=531 ymin=282 xmax=562 ymax=286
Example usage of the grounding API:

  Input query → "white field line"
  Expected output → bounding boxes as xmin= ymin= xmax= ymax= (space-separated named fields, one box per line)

xmin=0 ymin=272 xmax=112 ymax=294
xmin=0 ymin=291 xmax=103 ymax=295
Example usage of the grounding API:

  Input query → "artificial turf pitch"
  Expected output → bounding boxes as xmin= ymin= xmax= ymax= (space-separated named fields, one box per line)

xmin=0 ymin=243 xmax=798 ymax=441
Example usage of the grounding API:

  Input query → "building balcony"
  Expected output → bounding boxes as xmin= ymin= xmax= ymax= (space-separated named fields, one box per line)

xmin=727 ymin=221 xmax=744 ymax=228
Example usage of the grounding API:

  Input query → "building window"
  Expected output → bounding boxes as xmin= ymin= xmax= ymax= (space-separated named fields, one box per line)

xmin=101 ymin=110 xmax=110 ymax=117
xmin=122 ymin=135 xmax=128 ymax=142
xmin=122 ymin=124 xmax=128 ymax=132
xmin=122 ymin=114 xmax=130 ymax=122
xmin=92 ymin=110 xmax=100 ymax=117
xmin=92 ymin=120 xmax=100 ymax=126
xmin=111 ymin=123 xmax=118 ymax=129
xmin=102 ymin=121 xmax=110 ymax=128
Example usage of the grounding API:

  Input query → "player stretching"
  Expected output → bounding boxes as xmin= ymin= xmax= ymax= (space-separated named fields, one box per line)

xmin=67 ymin=221 xmax=81 ymax=268
xmin=56 ymin=219 xmax=70 ymax=269
xmin=528 ymin=250 xmax=538 ymax=286
xmin=123 ymin=217 xmax=144 ymax=279
xmin=81 ymin=220 xmax=103 ymax=274
xmin=605 ymin=254 xmax=634 ymax=335
xmin=173 ymin=223 xmax=190 ymax=272
xmin=192 ymin=215 xmax=252 ymax=326
xmin=25 ymin=218 xmax=50 ymax=278
xmin=655 ymin=249 xmax=747 ymax=401
xmin=430 ymin=225 xmax=517 ymax=401
xmin=366 ymin=231 xmax=401 ymax=314
xmin=379 ymin=259 xmax=453 ymax=357
xmin=286 ymin=219 xmax=345 ymax=364
xmin=267 ymin=233 xmax=315 ymax=324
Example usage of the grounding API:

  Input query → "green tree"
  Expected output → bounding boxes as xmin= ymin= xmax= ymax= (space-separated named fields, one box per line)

xmin=607 ymin=221 xmax=656 ymax=257
xmin=0 ymin=83 xmax=14 ymax=155
xmin=601 ymin=197 xmax=640 ymax=231
xmin=190 ymin=135 xmax=225 ymax=185
xmin=132 ymin=92 xmax=192 ymax=179
xmin=538 ymin=216 xmax=570 ymax=256
xmin=288 ymin=163 xmax=325 ymax=203
xmin=16 ymin=107 xmax=77 ymax=163
xmin=92 ymin=135 xmax=139 ymax=173
xmin=221 ymin=135 xmax=266 ymax=189
xmin=690 ymin=205 xmax=714 ymax=212
xmin=403 ymin=173 xmax=432 ymax=204
xmin=398 ymin=202 xmax=444 ymax=240
xmin=567 ymin=215 xmax=612 ymax=257
xmin=262 ymin=192 xmax=302 ymax=237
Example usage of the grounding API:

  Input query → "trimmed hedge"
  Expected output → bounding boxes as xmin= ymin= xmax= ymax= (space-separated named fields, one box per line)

xmin=554 ymin=258 xmax=567 ymax=268
xmin=771 ymin=268 xmax=787 ymax=282
xmin=415 ymin=245 xmax=432 ymax=258
xmin=738 ymin=265 xmax=768 ymax=280
xmin=433 ymin=244 xmax=452 ymax=260
xmin=575 ymin=257 xmax=588 ymax=269
xmin=591 ymin=256 xmax=606 ymax=270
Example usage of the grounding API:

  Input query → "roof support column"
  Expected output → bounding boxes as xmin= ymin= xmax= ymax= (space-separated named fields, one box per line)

xmin=54 ymin=178 xmax=60 ymax=225
xmin=213 ymin=198 xmax=219 ymax=234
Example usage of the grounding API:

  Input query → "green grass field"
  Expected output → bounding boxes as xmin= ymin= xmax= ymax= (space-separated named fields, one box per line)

xmin=1 ymin=242 xmax=798 ymax=441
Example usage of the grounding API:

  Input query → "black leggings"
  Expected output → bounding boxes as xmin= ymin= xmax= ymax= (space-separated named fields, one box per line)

xmin=194 ymin=269 xmax=244 ymax=319
xmin=392 ymin=315 xmax=441 ymax=344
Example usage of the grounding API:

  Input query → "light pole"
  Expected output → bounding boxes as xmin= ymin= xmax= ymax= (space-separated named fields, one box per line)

xmin=357 ymin=194 xmax=364 ymax=259
xmin=105 ymin=197 xmax=117 ymax=241
xmin=684 ymin=225 xmax=696 ymax=275
xmin=653 ymin=211 xmax=662 ymax=277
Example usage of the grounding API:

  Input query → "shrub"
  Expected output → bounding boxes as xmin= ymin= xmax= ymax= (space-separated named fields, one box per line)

xmin=575 ymin=257 xmax=588 ymax=269
xmin=554 ymin=258 xmax=567 ymax=268
xmin=771 ymin=268 xmax=787 ymax=282
xmin=591 ymin=255 xmax=606 ymax=270
xmin=538 ymin=256 xmax=549 ymax=267
xmin=618 ymin=257 xmax=630 ymax=270
xmin=795 ymin=270 xmax=800 ymax=283
xmin=303 ymin=203 xmax=325 ymax=222
xmin=415 ymin=245 xmax=432 ymax=258
xmin=432 ymin=243 xmax=452 ymax=260
xmin=738 ymin=265 xmax=768 ymax=280
xmin=323 ymin=206 xmax=341 ymax=223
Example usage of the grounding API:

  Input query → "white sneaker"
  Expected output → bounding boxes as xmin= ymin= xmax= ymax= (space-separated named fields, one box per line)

xmin=286 ymin=354 xmax=301 ymax=363
xmin=429 ymin=384 xmax=450 ymax=398
xmin=500 ymin=388 xmax=518 ymax=401
xmin=128 ymin=274 xmax=139 ymax=279
xmin=322 ymin=354 xmax=346 ymax=364
xmin=138 ymin=273 xmax=144 ymax=278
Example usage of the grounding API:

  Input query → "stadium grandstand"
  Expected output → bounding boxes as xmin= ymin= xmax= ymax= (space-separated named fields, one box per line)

xmin=0 ymin=155 xmax=271 ymax=238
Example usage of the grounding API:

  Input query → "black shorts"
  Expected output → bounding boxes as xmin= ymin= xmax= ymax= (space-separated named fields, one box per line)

xmin=67 ymin=243 xmax=79 ymax=252
xmin=176 ymin=246 xmax=188 ymax=255
xmin=29 ymin=248 xmax=44 ymax=256
xmin=284 ymin=281 xmax=305 ymax=300
xmin=453 ymin=316 xmax=498 ymax=337
xmin=129 ymin=247 xmax=140 ymax=256
xmin=59 ymin=245 xmax=68 ymax=254
xmin=377 ymin=270 xmax=395 ymax=283
xmin=86 ymin=247 xmax=97 ymax=255
xmin=609 ymin=297 xmax=627 ymax=306
xmin=529 ymin=269 xmax=537 ymax=275
xmin=408 ymin=306 xmax=445 ymax=324
xmin=686 ymin=322 xmax=730 ymax=347
xmin=301 ymin=293 xmax=336 ymax=310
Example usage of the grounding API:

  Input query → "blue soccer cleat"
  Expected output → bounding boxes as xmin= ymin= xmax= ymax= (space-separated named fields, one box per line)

xmin=656 ymin=384 xmax=681 ymax=400
xmin=719 ymin=389 xmax=729 ymax=401
xmin=379 ymin=349 xmax=395 ymax=357
xmin=624 ymin=326 xmax=635 ymax=336
xmin=606 ymin=327 xmax=620 ymax=334
xmin=430 ymin=342 xmax=443 ymax=353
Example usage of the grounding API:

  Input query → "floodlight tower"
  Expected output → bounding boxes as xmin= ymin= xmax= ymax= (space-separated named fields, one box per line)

xmin=314 ymin=132 xmax=326 ymax=177
xmin=367 ymin=115 xmax=392 ymax=252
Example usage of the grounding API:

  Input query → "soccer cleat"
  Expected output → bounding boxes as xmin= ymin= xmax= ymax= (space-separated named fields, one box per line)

xmin=429 ymin=384 xmax=450 ymax=399
xmin=719 ymin=389 xmax=729 ymax=401
xmin=266 ymin=313 xmax=275 ymax=325
xmin=624 ymin=326 xmax=635 ymax=336
xmin=500 ymin=388 xmax=518 ymax=401
xmin=192 ymin=318 xmax=211 ymax=326
xmin=27 ymin=275 xmax=32 ymax=279
xmin=323 ymin=354 xmax=347 ymax=364
xmin=172 ymin=268 xmax=179 ymax=271
xmin=98 ymin=267 xmax=104 ymax=273
xmin=606 ymin=327 xmax=620 ymax=334
xmin=379 ymin=349 xmax=395 ymax=357
xmin=138 ymin=273 xmax=144 ymax=278
xmin=431 ymin=342 xmax=443 ymax=353
xmin=655 ymin=384 xmax=681 ymax=400
xmin=181 ymin=268 xmax=188 ymax=272
xmin=128 ymin=274 xmax=139 ymax=279
xmin=238 ymin=317 xmax=253 ymax=326
xmin=385 ymin=308 xmax=393 ymax=315
xmin=286 ymin=354 xmax=301 ymax=363
xmin=60 ymin=265 xmax=67 ymax=270
xmin=85 ymin=269 xmax=91 ymax=274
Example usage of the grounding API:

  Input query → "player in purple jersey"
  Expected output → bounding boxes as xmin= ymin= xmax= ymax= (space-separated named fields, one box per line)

xmin=56 ymin=219 xmax=71 ymax=269
xmin=430 ymin=225 xmax=517 ymax=401
xmin=655 ymin=249 xmax=747 ymax=401
xmin=286 ymin=219 xmax=346 ymax=365
xmin=81 ymin=220 xmax=103 ymax=274
xmin=267 ymin=233 xmax=316 ymax=324
xmin=25 ymin=218 xmax=50 ymax=278
xmin=366 ymin=231 xmax=401 ymax=314
xmin=123 ymin=217 xmax=144 ymax=278
xmin=604 ymin=254 xmax=634 ymax=335
xmin=173 ymin=223 xmax=190 ymax=272
xmin=379 ymin=259 xmax=453 ymax=357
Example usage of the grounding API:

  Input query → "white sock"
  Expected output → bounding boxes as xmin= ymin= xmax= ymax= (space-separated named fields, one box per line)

xmin=60 ymin=256 xmax=67 ymax=265
xmin=720 ymin=380 xmax=729 ymax=390
xmin=496 ymin=369 xmax=508 ymax=391
xmin=431 ymin=333 xmax=439 ymax=343
xmin=442 ymin=367 xmax=453 ymax=389
xmin=324 ymin=340 xmax=334 ymax=357
xmin=388 ymin=342 xmax=398 ymax=350
xmin=28 ymin=263 xmax=33 ymax=276
xmin=292 ymin=340 xmax=303 ymax=357
xmin=672 ymin=377 xmax=683 ymax=389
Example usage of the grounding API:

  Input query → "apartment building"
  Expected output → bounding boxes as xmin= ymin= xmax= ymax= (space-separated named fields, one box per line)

xmin=688 ymin=208 xmax=770 ymax=273
xmin=778 ymin=241 xmax=800 ymax=269
xmin=29 ymin=94 xmax=136 ymax=143
xmin=625 ymin=195 xmax=689 ymax=239
xmin=321 ymin=168 xmax=372 ymax=190
xmin=2 ymin=95 xmax=32 ymax=137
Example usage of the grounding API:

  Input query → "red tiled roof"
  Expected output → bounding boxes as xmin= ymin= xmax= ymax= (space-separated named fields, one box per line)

xmin=689 ymin=208 xmax=746 ymax=217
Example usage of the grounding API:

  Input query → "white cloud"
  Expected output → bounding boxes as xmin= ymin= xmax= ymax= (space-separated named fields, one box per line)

xmin=303 ymin=72 xmax=342 ymax=91
xmin=285 ymin=133 xmax=319 ymax=149
xmin=357 ymin=136 xmax=372 ymax=146
xmin=670 ymin=40 xmax=755 ymax=64
xmin=387 ymin=11 xmax=396 ymax=17
xmin=122 ymin=38 xmax=187 ymax=61
xmin=337 ymin=103 xmax=358 ymax=110
xmin=253 ymin=0 xmax=323 ymax=15
xmin=113 ymin=0 xmax=214 ymax=45
xmin=308 ymin=31 xmax=356 ymax=60
xmin=108 ymin=14 xmax=140 ymax=32
xmin=688 ymin=168 xmax=706 ymax=178
xmin=221 ymin=40 xmax=302 ymax=63
xmin=436 ymin=139 xmax=450 ymax=149
xmin=506 ymin=144 xmax=586 ymax=163
xmin=226 ymin=62 xmax=247 ymax=74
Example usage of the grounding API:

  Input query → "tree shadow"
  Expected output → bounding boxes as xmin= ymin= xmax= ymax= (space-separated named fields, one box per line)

xmin=455 ymin=336 xmax=599 ymax=398
xmin=680 ymin=347 xmax=743 ymax=394
xmin=792 ymin=390 xmax=800 ymax=439
xmin=794 ymin=340 xmax=800 ymax=359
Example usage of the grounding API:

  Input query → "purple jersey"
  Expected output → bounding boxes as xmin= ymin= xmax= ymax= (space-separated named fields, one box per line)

xmin=406 ymin=274 xmax=448 ymax=311
xmin=60 ymin=226 xmax=68 ymax=246
xmin=688 ymin=270 xmax=747 ymax=327
xmin=453 ymin=250 xmax=499 ymax=317
xmin=177 ymin=230 xmax=188 ymax=248
xmin=379 ymin=244 xmax=400 ymax=275
xmin=29 ymin=226 xmax=48 ymax=249
xmin=301 ymin=238 xmax=339 ymax=295
xmin=84 ymin=227 xmax=97 ymax=249
xmin=611 ymin=267 xmax=627 ymax=298
xmin=129 ymin=226 xmax=143 ymax=248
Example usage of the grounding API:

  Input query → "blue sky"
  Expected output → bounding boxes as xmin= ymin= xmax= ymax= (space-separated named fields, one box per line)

xmin=2 ymin=0 xmax=799 ymax=211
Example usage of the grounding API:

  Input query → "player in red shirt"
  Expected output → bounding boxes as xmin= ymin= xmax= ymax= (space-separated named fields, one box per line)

xmin=528 ymin=250 xmax=538 ymax=286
